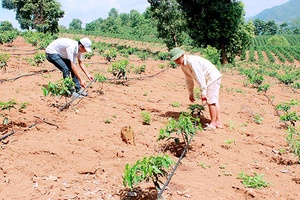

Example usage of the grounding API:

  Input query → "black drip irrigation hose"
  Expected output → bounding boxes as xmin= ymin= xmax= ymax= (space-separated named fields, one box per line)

xmin=0 ymin=123 xmax=37 ymax=141
xmin=59 ymin=68 xmax=169 ymax=112
xmin=157 ymin=114 xmax=199 ymax=199
xmin=157 ymin=135 xmax=193 ymax=199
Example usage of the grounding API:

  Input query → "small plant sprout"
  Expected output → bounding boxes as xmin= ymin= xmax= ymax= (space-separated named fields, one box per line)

xmin=224 ymin=138 xmax=235 ymax=145
xmin=104 ymin=118 xmax=111 ymax=124
xmin=170 ymin=102 xmax=181 ymax=107
xmin=229 ymin=120 xmax=236 ymax=130
xmin=0 ymin=99 xmax=17 ymax=126
xmin=238 ymin=171 xmax=269 ymax=189
xmin=123 ymin=155 xmax=175 ymax=191
xmin=198 ymin=162 xmax=211 ymax=169
xmin=141 ymin=111 xmax=151 ymax=125
xmin=219 ymin=165 xmax=226 ymax=170
xmin=253 ymin=113 xmax=263 ymax=124
xmin=94 ymin=73 xmax=107 ymax=93
xmin=18 ymin=102 xmax=29 ymax=112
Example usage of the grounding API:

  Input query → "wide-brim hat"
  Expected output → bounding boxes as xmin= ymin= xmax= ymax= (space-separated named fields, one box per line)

xmin=80 ymin=37 xmax=92 ymax=52
xmin=170 ymin=47 xmax=185 ymax=61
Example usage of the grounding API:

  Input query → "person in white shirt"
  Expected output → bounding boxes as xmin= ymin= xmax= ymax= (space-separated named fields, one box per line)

xmin=46 ymin=37 xmax=94 ymax=98
xmin=170 ymin=47 xmax=223 ymax=130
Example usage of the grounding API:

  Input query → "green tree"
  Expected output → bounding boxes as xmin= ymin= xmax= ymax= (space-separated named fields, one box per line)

xmin=1 ymin=0 xmax=64 ymax=34
xmin=148 ymin=0 xmax=187 ymax=49
xmin=253 ymin=19 xmax=266 ymax=35
xmin=100 ymin=8 xmax=121 ymax=34
xmin=0 ymin=21 xmax=16 ymax=31
xmin=148 ymin=0 xmax=253 ymax=64
xmin=69 ymin=18 xmax=82 ymax=30
xmin=264 ymin=20 xmax=278 ymax=35
xmin=85 ymin=18 xmax=104 ymax=31
xmin=253 ymin=19 xmax=278 ymax=35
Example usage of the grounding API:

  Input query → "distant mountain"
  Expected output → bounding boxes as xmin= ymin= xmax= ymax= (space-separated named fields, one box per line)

xmin=248 ymin=0 xmax=300 ymax=24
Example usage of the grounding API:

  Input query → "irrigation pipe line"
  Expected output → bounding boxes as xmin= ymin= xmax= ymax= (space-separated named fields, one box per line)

xmin=0 ymin=68 xmax=57 ymax=84
xmin=157 ymin=112 xmax=200 ymax=199
xmin=59 ymin=79 xmax=96 ymax=112
xmin=59 ymin=68 xmax=169 ymax=112
xmin=0 ymin=123 xmax=37 ymax=141
xmin=157 ymin=135 xmax=194 ymax=199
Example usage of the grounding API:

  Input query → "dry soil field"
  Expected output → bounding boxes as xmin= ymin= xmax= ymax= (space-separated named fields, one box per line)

xmin=0 ymin=36 xmax=299 ymax=200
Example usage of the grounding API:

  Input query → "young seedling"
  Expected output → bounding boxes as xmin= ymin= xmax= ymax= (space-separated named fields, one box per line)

xmin=157 ymin=113 xmax=200 ymax=147
xmin=42 ymin=77 xmax=75 ymax=103
xmin=0 ymin=53 xmax=10 ymax=72
xmin=253 ymin=113 xmax=263 ymax=124
xmin=188 ymin=104 xmax=204 ymax=117
xmin=238 ymin=171 xmax=269 ymax=189
xmin=0 ymin=99 xmax=17 ymax=127
xmin=198 ymin=162 xmax=211 ymax=169
xmin=170 ymin=102 xmax=181 ymax=107
xmin=108 ymin=59 xmax=129 ymax=79
xmin=123 ymin=155 xmax=175 ymax=191
xmin=141 ymin=111 xmax=151 ymax=125
xmin=94 ymin=73 xmax=107 ymax=93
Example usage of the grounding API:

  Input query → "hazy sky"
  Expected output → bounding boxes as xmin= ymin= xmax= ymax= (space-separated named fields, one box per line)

xmin=0 ymin=0 xmax=290 ymax=29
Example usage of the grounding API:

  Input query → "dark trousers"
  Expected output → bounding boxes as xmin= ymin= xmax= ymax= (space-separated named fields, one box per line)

xmin=46 ymin=53 xmax=80 ymax=92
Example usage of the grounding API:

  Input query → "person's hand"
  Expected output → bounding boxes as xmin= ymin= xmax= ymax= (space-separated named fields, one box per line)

xmin=201 ymin=95 xmax=207 ymax=104
xmin=80 ymin=80 xmax=86 ymax=88
xmin=189 ymin=94 xmax=195 ymax=102
xmin=87 ymin=74 xmax=94 ymax=81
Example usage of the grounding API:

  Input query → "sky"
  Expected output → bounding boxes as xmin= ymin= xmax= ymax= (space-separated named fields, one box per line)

xmin=0 ymin=0 xmax=290 ymax=29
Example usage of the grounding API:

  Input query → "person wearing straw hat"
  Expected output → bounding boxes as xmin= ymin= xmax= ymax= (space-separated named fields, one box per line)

xmin=46 ymin=37 xmax=94 ymax=98
xmin=170 ymin=47 xmax=223 ymax=130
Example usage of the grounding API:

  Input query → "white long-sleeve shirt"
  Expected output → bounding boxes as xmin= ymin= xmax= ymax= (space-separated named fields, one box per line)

xmin=181 ymin=55 xmax=222 ymax=96
xmin=46 ymin=38 xmax=83 ymax=63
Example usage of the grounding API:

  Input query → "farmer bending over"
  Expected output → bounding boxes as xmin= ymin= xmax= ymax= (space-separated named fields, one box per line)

xmin=169 ymin=47 xmax=223 ymax=130
xmin=46 ymin=37 xmax=94 ymax=98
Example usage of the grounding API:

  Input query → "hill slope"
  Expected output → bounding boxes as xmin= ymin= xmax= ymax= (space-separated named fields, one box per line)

xmin=250 ymin=0 xmax=300 ymax=23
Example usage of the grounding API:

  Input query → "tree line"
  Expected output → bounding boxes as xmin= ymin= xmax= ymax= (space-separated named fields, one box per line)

xmin=1 ymin=0 xmax=300 ymax=65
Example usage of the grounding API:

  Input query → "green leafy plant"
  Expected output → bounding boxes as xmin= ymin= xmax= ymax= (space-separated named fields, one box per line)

xmin=84 ymin=52 xmax=94 ymax=59
xmin=157 ymin=113 xmax=200 ymax=146
xmin=103 ymin=48 xmax=117 ymax=62
xmin=286 ymin=126 xmax=300 ymax=162
xmin=169 ymin=61 xmax=177 ymax=69
xmin=108 ymin=59 xmax=129 ymax=79
xmin=257 ymin=84 xmax=270 ymax=93
xmin=238 ymin=171 xmax=269 ymax=189
xmin=188 ymin=104 xmax=204 ymax=117
xmin=198 ymin=162 xmax=211 ymax=169
xmin=42 ymin=77 xmax=75 ymax=98
xmin=123 ymin=155 xmax=175 ymax=190
xmin=0 ymin=53 xmax=10 ymax=71
xmin=133 ymin=64 xmax=146 ymax=75
xmin=94 ymin=73 xmax=107 ymax=93
xmin=141 ymin=111 xmax=151 ymax=125
xmin=224 ymin=138 xmax=235 ymax=145
xmin=28 ymin=52 xmax=46 ymax=66
xmin=18 ymin=102 xmax=29 ymax=112
xmin=170 ymin=102 xmax=181 ymax=107
xmin=276 ymin=99 xmax=299 ymax=126
xmin=253 ymin=113 xmax=263 ymax=124
xmin=0 ymin=99 xmax=28 ymax=128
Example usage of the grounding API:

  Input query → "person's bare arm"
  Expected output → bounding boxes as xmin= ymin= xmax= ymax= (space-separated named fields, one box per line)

xmin=78 ymin=59 xmax=94 ymax=81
